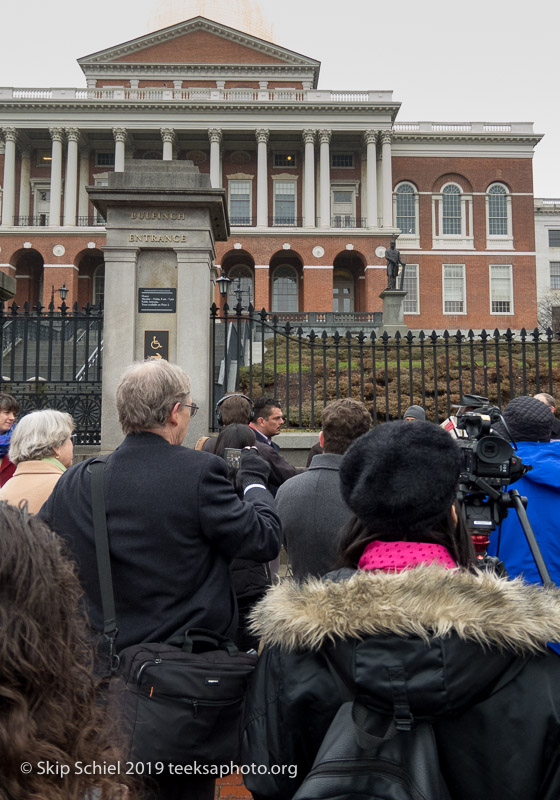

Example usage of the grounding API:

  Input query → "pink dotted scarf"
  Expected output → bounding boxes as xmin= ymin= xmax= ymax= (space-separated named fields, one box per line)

xmin=358 ymin=540 xmax=457 ymax=572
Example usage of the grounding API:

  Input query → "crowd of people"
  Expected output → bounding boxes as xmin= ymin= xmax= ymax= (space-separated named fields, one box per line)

xmin=2 ymin=373 xmax=560 ymax=800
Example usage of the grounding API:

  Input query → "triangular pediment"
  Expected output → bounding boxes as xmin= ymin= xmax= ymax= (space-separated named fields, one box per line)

xmin=79 ymin=17 xmax=320 ymax=72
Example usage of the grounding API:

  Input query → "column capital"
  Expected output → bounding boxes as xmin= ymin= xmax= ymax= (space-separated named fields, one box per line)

xmin=318 ymin=129 xmax=332 ymax=145
xmin=112 ymin=127 xmax=128 ymax=144
xmin=363 ymin=130 xmax=378 ymax=146
xmin=65 ymin=127 xmax=80 ymax=143
xmin=302 ymin=129 xmax=316 ymax=145
xmin=380 ymin=131 xmax=392 ymax=146
xmin=49 ymin=127 xmax=64 ymax=143
xmin=208 ymin=128 xmax=222 ymax=144
xmin=160 ymin=127 xmax=176 ymax=144
xmin=2 ymin=127 xmax=18 ymax=144
xmin=255 ymin=128 xmax=269 ymax=145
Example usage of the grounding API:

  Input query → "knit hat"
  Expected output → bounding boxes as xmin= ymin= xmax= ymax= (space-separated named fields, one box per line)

xmin=339 ymin=420 xmax=462 ymax=536
xmin=493 ymin=396 xmax=553 ymax=443
xmin=402 ymin=405 xmax=426 ymax=421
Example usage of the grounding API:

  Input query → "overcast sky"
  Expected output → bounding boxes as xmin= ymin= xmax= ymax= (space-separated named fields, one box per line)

xmin=2 ymin=0 xmax=558 ymax=198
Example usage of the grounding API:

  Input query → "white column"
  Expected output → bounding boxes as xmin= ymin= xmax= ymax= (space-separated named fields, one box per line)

xmin=1 ymin=128 xmax=17 ymax=227
xmin=18 ymin=148 xmax=31 ymax=223
xmin=161 ymin=127 xmax=175 ymax=161
xmin=319 ymin=129 xmax=332 ymax=228
xmin=78 ymin=149 xmax=90 ymax=223
xmin=364 ymin=130 xmax=378 ymax=229
xmin=63 ymin=128 xmax=79 ymax=226
xmin=256 ymin=129 xmax=269 ymax=227
xmin=208 ymin=128 xmax=222 ymax=188
xmin=381 ymin=131 xmax=393 ymax=228
xmin=48 ymin=127 xmax=64 ymax=227
xmin=302 ymin=129 xmax=316 ymax=228
xmin=112 ymin=128 xmax=127 ymax=173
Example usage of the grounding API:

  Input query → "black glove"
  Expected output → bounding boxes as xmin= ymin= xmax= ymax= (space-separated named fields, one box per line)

xmin=237 ymin=446 xmax=271 ymax=491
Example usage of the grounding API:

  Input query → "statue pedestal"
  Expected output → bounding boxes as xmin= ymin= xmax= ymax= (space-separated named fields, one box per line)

xmin=378 ymin=289 xmax=408 ymax=337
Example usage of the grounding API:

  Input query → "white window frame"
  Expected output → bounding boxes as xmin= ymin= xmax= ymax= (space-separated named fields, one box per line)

xmin=550 ymin=261 xmax=560 ymax=290
xmin=432 ymin=183 xmax=474 ymax=250
xmin=402 ymin=263 xmax=420 ymax=315
xmin=95 ymin=151 xmax=115 ymax=168
xmin=489 ymin=264 xmax=514 ymax=315
xmin=549 ymin=230 xmax=560 ymax=248
xmin=30 ymin=179 xmax=51 ymax=225
xmin=442 ymin=264 xmax=467 ymax=315
xmin=93 ymin=263 xmax=105 ymax=307
xmin=331 ymin=152 xmax=354 ymax=169
xmin=486 ymin=183 xmax=513 ymax=250
xmin=273 ymin=152 xmax=297 ymax=169
xmin=272 ymin=176 xmax=298 ymax=226
xmin=393 ymin=182 xmax=420 ymax=248
xmin=228 ymin=264 xmax=254 ymax=306
xmin=330 ymin=180 xmax=360 ymax=227
xmin=228 ymin=178 xmax=253 ymax=226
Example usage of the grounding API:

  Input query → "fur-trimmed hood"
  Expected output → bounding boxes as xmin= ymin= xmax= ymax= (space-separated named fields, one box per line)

xmin=251 ymin=566 xmax=560 ymax=653
xmin=249 ymin=566 xmax=560 ymax=717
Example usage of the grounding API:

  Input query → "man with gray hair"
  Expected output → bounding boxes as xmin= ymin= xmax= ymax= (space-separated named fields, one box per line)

xmin=39 ymin=359 xmax=281 ymax=800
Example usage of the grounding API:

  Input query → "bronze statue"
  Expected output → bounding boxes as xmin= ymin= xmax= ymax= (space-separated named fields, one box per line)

xmin=385 ymin=240 xmax=405 ymax=290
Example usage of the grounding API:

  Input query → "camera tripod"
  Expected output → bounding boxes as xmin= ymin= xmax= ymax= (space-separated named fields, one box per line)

xmin=458 ymin=477 xmax=553 ymax=588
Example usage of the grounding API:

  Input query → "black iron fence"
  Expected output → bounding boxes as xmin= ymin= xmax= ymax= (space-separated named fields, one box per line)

xmin=0 ymin=301 xmax=103 ymax=444
xmin=211 ymin=304 xmax=560 ymax=428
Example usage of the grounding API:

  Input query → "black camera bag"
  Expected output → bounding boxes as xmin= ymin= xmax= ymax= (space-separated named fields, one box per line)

xmin=90 ymin=458 xmax=257 ymax=767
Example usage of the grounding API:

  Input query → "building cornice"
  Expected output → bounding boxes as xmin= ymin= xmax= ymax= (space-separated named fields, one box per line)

xmin=393 ymin=132 xmax=543 ymax=146
xmin=85 ymin=63 xmax=316 ymax=77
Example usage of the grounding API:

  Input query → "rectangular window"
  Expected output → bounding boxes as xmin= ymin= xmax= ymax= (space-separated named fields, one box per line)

xmin=331 ymin=153 xmax=354 ymax=168
xmin=229 ymin=180 xmax=252 ymax=225
xmin=443 ymin=264 xmax=466 ymax=314
xmin=549 ymin=230 xmax=560 ymax=247
xmin=402 ymin=264 xmax=419 ymax=314
xmin=96 ymin=152 xmax=115 ymax=167
xmin=273 ymin=153 xmax=296 ymax=168
xmin=274 ymin=181 xmax=296 ymax=225
xmin=550 ymin=262 xmax=560 ymax=290
xmin=490 ymin=265 xmax=513 ymax=314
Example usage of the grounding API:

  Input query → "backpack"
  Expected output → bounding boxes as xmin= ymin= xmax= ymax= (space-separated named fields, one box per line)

xmin=293 ymin=664 xmax=451 ymax=800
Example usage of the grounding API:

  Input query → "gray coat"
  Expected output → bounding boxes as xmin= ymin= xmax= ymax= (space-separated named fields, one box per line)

xmin=275 ymin=452 xmax=352 ymax=579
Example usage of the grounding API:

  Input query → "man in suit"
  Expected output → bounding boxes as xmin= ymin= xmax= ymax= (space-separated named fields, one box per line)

xmin=39 ymin=359 xmax=281 ymax=800
xmin=276 ymin=398 xmax=372 ymax=579
xmin=249 ymin=395 xmax=301 ymax=493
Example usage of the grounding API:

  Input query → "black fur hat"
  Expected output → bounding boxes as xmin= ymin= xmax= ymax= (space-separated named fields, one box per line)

xmin=339 ymin=420 xmax=462 ymax=535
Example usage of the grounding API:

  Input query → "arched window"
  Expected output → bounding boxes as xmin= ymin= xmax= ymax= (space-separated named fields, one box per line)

xmin=228 ymin=265 xmax=253 ymax=307
xmin=442 ymin=184 xmax=461 ymax=235
xmin=488 ymin=184 xmax=508 ymax=235
xmin=395 ymin=183 xmax=416 ymax=234
xmin=272 ymin=265 xmax=298 ymax=312
xmin=93 ymin=264 xmax=105 ymax=308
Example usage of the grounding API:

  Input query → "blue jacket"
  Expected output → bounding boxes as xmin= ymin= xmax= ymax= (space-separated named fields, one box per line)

xmin=487 ymin=440 xmax=560 ymax=586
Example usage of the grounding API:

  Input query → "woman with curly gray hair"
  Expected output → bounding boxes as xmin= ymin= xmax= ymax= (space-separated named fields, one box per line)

xmin=0 ymin=409 xmax=75 ymax=513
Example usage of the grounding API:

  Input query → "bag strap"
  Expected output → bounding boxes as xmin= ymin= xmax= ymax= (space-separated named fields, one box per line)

xmin=323 ymin=651 xmax=414 ymax=735
xmin=89 ymin=456 xmax=120 ymax=675
xmin=195 ymin=436 xmax=210 ymax=451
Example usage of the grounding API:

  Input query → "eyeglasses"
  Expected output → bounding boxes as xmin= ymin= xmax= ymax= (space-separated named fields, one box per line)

xmin=181 ymin=402 xmax=199 ymax=418
xmin=70 ymin=433 xmax=77 ymax=444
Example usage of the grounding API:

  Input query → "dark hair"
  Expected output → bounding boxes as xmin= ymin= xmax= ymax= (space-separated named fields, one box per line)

xmin=337 ymin=502 xmax=476 ymax=570
xmin=253 ymin=396 xmax=280 ymax=420
xmin=0 ymin=393 xmax=19 ymax=414
xmin=321 ymin=399 xmax=372 ymax=454
xmin=0 ymin=503 xmax=137 ymax=800
xmin=214 ymin=423 xmax=256 ymax=460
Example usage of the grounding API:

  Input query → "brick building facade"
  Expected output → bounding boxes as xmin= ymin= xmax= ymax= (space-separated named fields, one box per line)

xmin=0 ymin=16 xmax=542 ymax=330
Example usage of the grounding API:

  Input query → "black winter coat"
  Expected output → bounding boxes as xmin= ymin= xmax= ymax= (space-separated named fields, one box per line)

xmin=38 ymin=432 xmax=281 ymax=658
xmin=242 ymin=565 xmax=560 ymax=800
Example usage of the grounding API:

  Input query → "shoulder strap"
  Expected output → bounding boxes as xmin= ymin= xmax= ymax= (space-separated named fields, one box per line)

xmin=195 ymin=436 xmax=210 ymax=451
xmin=90 ymin=457 xmax=120 ymax=674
